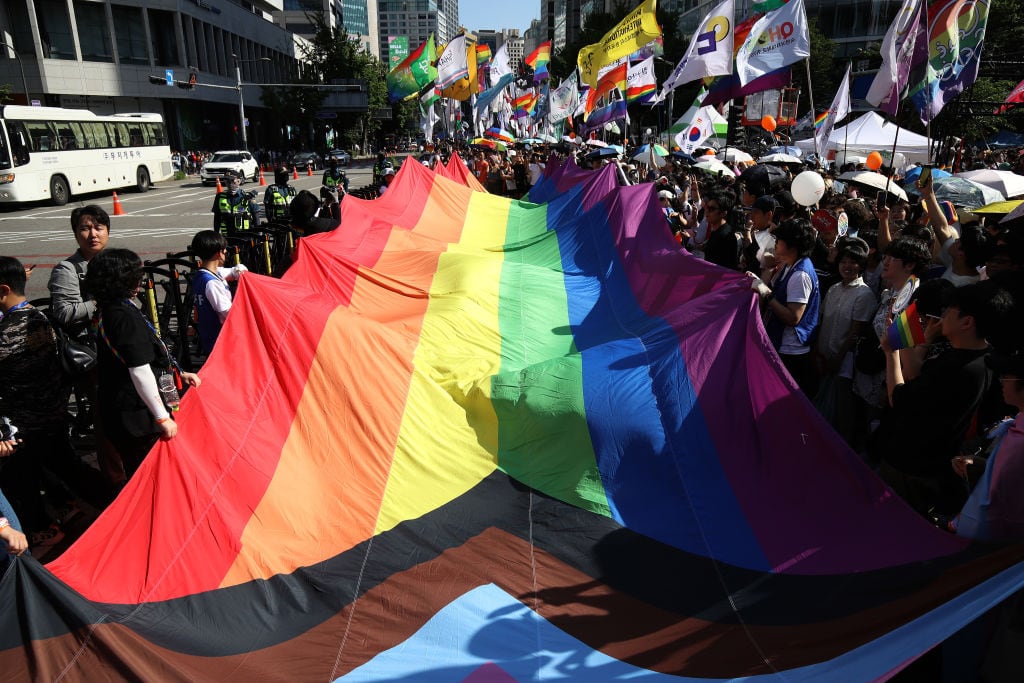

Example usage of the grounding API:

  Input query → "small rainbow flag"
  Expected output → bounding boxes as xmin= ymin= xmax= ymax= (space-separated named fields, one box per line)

xmin=513 ymin=92 xmax=538 ymax=118
xmin=814 ymin=111 xmax=829 ymax=129
xmin=476 ymin=44 xmax=492 ymax=66
xmin=627 ymin=82 xmax=657 ymax=103
xmin=886 ymin=301 xmax=927 ymax=350
xmin=525 ymin=40 xmax=551 ymax=82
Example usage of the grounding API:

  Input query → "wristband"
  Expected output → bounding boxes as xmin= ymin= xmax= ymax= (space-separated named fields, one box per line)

xmin=156 ymin=416 xmax=172 ymax=424
xmin=0 ymin=517 xmax=9 ymax=530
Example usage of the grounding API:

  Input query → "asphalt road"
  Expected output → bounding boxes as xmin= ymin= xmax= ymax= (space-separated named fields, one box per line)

xmin=0 ymin=162 xmax=375 ymax=301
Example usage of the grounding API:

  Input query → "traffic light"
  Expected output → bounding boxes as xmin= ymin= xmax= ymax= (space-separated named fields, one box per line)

xmin=726 ymin=102 xmax=745 ymax=147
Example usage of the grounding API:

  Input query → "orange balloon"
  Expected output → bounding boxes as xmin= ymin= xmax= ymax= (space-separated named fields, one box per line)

xmin=866 ymin=151 xmax=883 ymax=170
xmin=761 ymin=115 xmax=777 ymax=132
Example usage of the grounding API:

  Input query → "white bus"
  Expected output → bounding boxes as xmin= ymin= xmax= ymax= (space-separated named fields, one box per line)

xmin=0 ymin=105 xmax=174 ymax=206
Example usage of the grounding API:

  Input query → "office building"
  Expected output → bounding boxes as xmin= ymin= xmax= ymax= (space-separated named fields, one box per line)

xmin=377 ymin=0 xmax=458 ymax=61
xmin=273 ymin=0 xmax=380 ymax=58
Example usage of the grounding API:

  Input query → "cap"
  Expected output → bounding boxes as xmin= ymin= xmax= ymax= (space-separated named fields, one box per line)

xmin=752 ymin=195 xmax=778 ymax=214
xmin=383 ymin=168 xmax=396 ymax=176
xmin=657 ymin=189 xmax=675 ymax=200
xmin=987 ymin=350 xmax=1024 ymax=377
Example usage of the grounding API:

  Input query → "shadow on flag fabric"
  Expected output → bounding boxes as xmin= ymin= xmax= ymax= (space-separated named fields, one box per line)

xmin=387 ymin=34 xmax=438 ymax=102
xmin=908 ymin=0 xmax=990 ymax=123
xmin=577 ymin=0 xmax=661 ymax=89
xmin=736 ymin=0 xmax=810 ymax=87
xmin=865 ymin=0 xmax=927 ymax=115
xmin=5 ymin=159 xmax=1024 ymax=681
xmin=661 ymin=0 xmax=735 ymax=93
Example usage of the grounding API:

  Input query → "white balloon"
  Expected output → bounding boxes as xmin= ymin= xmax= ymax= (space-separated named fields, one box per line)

xmin=791 ymin=171 xmax=826 ymax=207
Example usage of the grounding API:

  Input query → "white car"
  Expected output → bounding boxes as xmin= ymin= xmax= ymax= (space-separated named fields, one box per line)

xmin=200 ymin=150 xmax=260 ymax=185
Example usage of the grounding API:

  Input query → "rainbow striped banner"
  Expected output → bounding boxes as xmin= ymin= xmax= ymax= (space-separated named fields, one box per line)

xmin=4 ymin=157 xmax=1024 ymax=681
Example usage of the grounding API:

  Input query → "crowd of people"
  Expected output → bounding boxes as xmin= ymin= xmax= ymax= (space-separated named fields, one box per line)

xmin=2 ymin=138 xmax=1024 ymax=579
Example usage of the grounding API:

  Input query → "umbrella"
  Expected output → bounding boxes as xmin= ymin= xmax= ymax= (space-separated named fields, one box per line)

xmin=520 ymin=137 xmax=544 ymax=144
xmin=694 ymin=159 xmax=735 ymax=177
xmin=717 ymin=148 xmax=753 ymax=163
xmin=972 ymin=199 xmax=1024 ymax=215
xmin=585 ymin=139 xmax=608 ymax=147
xmin=904 ymin=176 xmax=1004 ymax=210
xmin=484 ymin=127 xmax=515 ymax=143
xmin=608 ymin=144 xmax=625 ymax=154
xmin=903 ymin=166 xmax=951 ymax=185
xmin=670 ymin=151 xmax=696 ymax=163
xmin=561 ymin=135 xmax=582 ymax=145
xmin=540 ymin=134 xmax=559 ymax=144
xmin=955 ymin=169 xmax=1024 ymax=198
xmin=585 ymin=146 xmax=620 ymax=160
xmin=757 ymin=153 xmax=803 ymax=165
xmin=632 ymin=143 xmax=669 ymax=159
xmin=767 ymin=145 xmax=803 ymax=157
xmin=838 ymin=171 xmax=909 ymax=202
xmin=740 ymin=163 xmax=789 ymax=196
xmin=469 ymin=138 xmax=507 ymax=152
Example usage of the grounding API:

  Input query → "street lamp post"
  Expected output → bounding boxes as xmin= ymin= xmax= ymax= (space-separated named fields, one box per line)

xmin=232 ymin=54 xmax=270 ymax=150
xmin=0 ymin=42 xmax=30 ymax=104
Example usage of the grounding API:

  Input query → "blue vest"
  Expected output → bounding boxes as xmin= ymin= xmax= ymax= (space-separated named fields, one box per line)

xmin=193 ymin=269 xmax=229 ymax=353
xmin=765 ymin=257 xmax=820 ymax=349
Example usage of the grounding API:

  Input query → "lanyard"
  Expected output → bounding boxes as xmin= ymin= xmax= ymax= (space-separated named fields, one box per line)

xmin=7 ymin=301 xmax=29 ymax=313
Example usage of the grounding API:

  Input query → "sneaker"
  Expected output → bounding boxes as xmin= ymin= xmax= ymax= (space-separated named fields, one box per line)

xmin=30 ymin=525 xmax=65 ymax=547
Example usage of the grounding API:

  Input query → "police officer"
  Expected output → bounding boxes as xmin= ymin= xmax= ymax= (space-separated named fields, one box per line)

xmin=263 ymin=167 xmax=296 ymax=222
xmin=212 ymin=172 xmax=258 ymax=235
xmin=322 ymin=159 xmax=348 ymax=194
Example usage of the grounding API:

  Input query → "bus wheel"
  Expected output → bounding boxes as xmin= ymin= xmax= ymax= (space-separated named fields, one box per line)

xmin=50 ymin=176 xmax=70 ymax=206
xmin=136 ymin=166 xmax=151 ymax=193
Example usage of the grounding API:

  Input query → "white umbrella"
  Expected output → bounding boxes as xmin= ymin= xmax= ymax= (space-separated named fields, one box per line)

xmin=694 ymin=159 xmax=736 ymax=177
xmin=717 ymin=149 xmax=753 ymax=163
xmin=585 ymin=139 xmax=608 ymax=147
xmin=955 ymin=169 xmax=1024 ymax=199
xmin=758 ymin=153 xmax=803 ymax=165
xmin=838 ymin=171 xmax=908 ymax=202
xmin=561 ymin=135 xmax=582 ymax=145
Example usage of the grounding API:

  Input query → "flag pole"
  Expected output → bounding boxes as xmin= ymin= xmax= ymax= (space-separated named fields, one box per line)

xmin=843 ymin=60 xmax=851 ymax=169
xmin=804 ymin=60 xmax=819 ymax=164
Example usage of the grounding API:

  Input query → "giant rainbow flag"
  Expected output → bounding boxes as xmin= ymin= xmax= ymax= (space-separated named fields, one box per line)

xmin=2 ymin=154 xmax=1024 ymax=680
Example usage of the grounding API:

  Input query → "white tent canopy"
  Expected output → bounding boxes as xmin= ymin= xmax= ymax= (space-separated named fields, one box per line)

xmin=795 ymin=112 xmax=931 ymax=165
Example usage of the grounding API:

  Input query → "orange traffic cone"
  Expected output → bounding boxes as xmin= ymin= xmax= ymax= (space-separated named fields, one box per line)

xmin=215 ymin=177 xmax=224 ymax=193
xmin=307 ymin=164 xmax=313 ymax=177
xmin=292 ymin=166 xmax=299 ymax=180
xmin=112 ymin=192 xmax=125 ymax=216
xmin=258 ymin=167 xmax=266 ymax=186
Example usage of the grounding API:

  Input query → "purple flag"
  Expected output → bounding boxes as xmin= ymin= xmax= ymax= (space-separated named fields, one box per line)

xmin=865 ymin=0 xmax=926 ymax=115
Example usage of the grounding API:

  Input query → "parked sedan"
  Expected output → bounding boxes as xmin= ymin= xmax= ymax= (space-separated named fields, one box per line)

xmin=290 ymin=152 xmax=323 ymax=171
xmin=325 ymin=149 xmax=352 ymax=166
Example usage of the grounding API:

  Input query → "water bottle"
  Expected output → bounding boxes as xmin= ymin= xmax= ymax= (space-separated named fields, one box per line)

xmin=158 ymin=372 xmax=181 ymax=412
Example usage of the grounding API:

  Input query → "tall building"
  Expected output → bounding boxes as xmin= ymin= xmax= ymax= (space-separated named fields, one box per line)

xmin=272 ymin=0 xmax=380 ymax=58
xmin=376 ymin=0 xmax=458 ymax=62
xmin=475 ymin=29 xmax=523 ymax=75
xmin=0 ymin=0 xmax=323 ymax=151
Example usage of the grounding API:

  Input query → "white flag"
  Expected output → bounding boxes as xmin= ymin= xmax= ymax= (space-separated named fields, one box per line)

xmin=662 ymin=0 xmax=735 ymax=92
xmin=674 ymin=105 xmax=718 ymax=154
xmin=547 ymin=72 xmax=580 ymax=123
xmin=735 ymin=0 xmax=810 ymax=87
xmin=865 ymin=0 xmax=925 ymax=115
xmin=814 ymin=63 xmax=851 ymax=156
xmin=436 ymin=34 xmax=469 ymax=90
xmin=490 ymin=43 xmax=512 ymax=86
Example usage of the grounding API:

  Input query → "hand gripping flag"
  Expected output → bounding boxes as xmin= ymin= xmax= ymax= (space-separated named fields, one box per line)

xmin=865 ymin=0 xmax=926 ymax=115
xmin=735 ymin=0 xmax=810 ymax=87
xmin=578 ymin=0 xmax=661 ymax=89
xmin=627 ymin=57 xmax=658 ymax=103
xmin=661 ymin=0 xmax=735 ymax=93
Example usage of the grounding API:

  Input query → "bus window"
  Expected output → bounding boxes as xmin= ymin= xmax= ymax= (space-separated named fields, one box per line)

xmin=105 ymin=122 xmax=125 ymax=147
xmin=80 ymin=121 xmax=108 ymax=149
xmin=0 ymin=126 xmax=10 ymax=169
xmin=128 ymin=126 xmax=143 ymax=146
xmin=144 ymin=122 xmax=167 ymax=146
xmin=23 ymin=120 xmax=56 ymax=152
xmin=56 ymin=122 xmax=83 ymax=150
xmin=7 ymin=122 xmax=30 ymax=166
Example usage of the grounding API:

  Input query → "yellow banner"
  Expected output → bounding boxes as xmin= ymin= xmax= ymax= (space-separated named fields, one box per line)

xmin=577 ymin=0 xmax=661 ymax=89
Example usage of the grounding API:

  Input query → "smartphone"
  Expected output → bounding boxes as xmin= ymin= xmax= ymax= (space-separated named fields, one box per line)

xmin=919 ymin=165 xmax=933 ymax=186
xmin=876 ymin=190 xmax=888 ymax=210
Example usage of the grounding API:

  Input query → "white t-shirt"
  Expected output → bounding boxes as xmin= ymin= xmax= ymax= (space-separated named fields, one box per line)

xmin=775 ymin=267 xmax=815 ymax=355
xmin=818 ymin=278 xmax=877 ymax=379
xmin=940 ymin=235 xmax=979 ymax=287
xmin=529 ymin=162 xmax=544 ymax=185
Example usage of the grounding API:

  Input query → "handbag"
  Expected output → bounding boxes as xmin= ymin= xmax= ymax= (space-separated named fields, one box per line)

xmin=47 ymin=314 xmax=97 ymax=377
